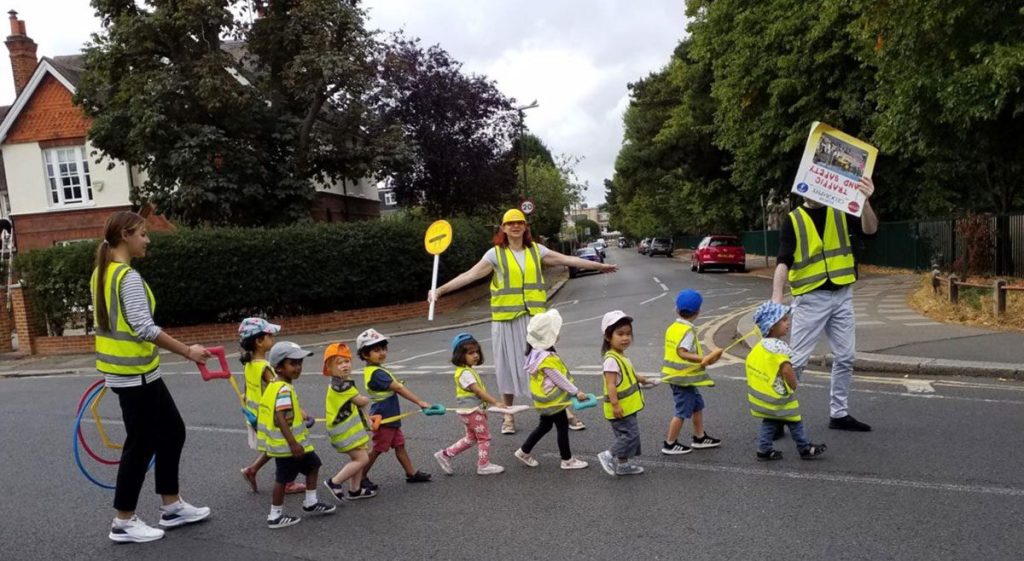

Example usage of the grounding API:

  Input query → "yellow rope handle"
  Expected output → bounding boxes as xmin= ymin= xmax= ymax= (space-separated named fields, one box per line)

xmin=90 ymin=386 xmax=122 ymax=450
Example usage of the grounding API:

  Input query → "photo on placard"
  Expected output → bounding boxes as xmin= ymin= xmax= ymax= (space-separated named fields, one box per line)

xmin=811 ymin=132 xmax=868 ymax=181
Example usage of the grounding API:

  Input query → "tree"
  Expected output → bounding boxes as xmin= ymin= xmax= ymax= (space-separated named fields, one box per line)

xmin=77 ymin=0 xmax=405 ymax=225
xmin=380 ymin=36 xmax=519 ymax=217
xmin=574 ymin=218 xmax=600 ymax=242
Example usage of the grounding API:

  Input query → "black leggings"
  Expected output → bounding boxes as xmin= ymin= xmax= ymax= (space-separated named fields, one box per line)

xmin=111 ymin=378 xmax=186 ymax=512
xmin=520 ymin=409 xmax=571 ymax=460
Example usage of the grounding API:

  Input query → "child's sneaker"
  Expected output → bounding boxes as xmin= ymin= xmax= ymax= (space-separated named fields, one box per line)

xmin=322 ymin=478 xmax=346 ymax=502
xmin=406 ymin=470 xmax=432 ymax=483
xmin=361 ymin=478 xmax=379 ymax=491
xmin=799 ymin=443 xmax=827 ymax=460
xmin=477 ymin=463 xmax=505 ymax=475
xmin=614 ymin=462 xmax=645 ymax=476
xmin=756 ymin=449 xmax=783 ymax=461
xmin=346 ymin=487 xmax=377 ymax=500
xmin=514 ymin=448 xmax=539 ymax=467
xmin=240 ymin=466 xmax=258 ymax=492
xmin=560 ymin=457 xmax=589 ymax=470
xmin=284 ymin=481 xmax=306 ymax=494
xmin=267 ymin=514 xmax=301 ymax=529
xmin=597 ymin=450 xmax=616 ymax=475
xmin=691 ymin=433 xmax=721 ymax=449
xmin=661 ymin=440 xmax=692 ymax=455
xmin=433 ymin=450 xmax=454 ymax=475
xmin=301 ymin=502 xmax=337 ymax=515
xmin=501 ymin=415 xmax=517 ymax=435
xmin=109 ymin=516 xmax=165 ymax=543
xmin=158 ymin=499 xmax=211 ymax=528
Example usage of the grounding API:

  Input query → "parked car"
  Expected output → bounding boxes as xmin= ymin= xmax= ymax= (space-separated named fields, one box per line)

xmin=617 ymin=238 xmax=628 ymax=248
xmin=691 ymin=235 xmax=746 ymax=273
xmin=569 ymin=247 xmax=604 ymax=278
xmin=637 ymin=238 xmax=651 ymax=254
xmin=588 ymin=241 xmax=606 ymax=259
xmin=648 ymin=237 xmax=674 ymax=257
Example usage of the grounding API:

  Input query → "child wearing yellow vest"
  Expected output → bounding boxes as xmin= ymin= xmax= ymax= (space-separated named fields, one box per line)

xmin=747 ymin=302 xmax=826 ymax=461
xmin=596 ymin=311 xmax=654 ymax=476
xmin=514 ymin=310 xmax=590 ymax=470
xmin=321 ymin=342 xmax=377 ymax=501
xmin=434 ymin=333 xmax=505 ymax=476
xmin=238 ymin=318 xmax=305 ymax=495
xmin=660 ymin=290 xmax=724 ymax=456
xmin=257 ymin=342 xmax=337 ymax=529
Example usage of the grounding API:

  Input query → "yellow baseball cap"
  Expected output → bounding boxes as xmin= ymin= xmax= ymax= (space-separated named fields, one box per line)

xmin=502 ymin=209 xmax=527 ymax=224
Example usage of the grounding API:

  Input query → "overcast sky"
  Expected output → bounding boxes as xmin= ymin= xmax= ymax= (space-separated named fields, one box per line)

xmin=0 ymin=0 xmax=687 ymax=207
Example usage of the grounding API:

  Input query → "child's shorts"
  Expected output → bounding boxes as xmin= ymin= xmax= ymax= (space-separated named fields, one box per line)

xmin=372 ymin=426 xmax=406 ymax=453
xmin=672 ymin=386 xmax=705 ymax=419
xmin=274 ymin=451 xmax=322 ymax=484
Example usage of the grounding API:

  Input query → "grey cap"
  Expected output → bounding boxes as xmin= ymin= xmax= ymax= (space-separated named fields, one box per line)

xmin=268 ymin=341 xmax=313 ymax=368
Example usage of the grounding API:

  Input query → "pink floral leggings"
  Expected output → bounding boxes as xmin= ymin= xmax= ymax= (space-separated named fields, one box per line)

xmin=444 ymin=411 xmax=491 ymax=466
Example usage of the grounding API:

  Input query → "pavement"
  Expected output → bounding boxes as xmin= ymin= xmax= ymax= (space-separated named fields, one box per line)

xmin=5 ymin=247 xmax=1024 ymax=560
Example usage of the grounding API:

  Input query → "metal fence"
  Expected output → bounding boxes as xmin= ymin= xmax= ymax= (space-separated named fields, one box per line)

xmin=741 ymin=213 xmax=1024 ymax=278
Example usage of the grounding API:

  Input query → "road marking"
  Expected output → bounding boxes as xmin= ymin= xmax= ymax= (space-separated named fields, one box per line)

xmin=659 ymin=282 xmax=668 ymax=291
xmin=856 ymin=321 xmax=885 ymax=326
xmin=562 ymin=314 xmax=605 ymax=327
xmin=903 ymin=380 xmax=935 ymax=393
xmin=552 ymin=299 xmax=579 ymax=308
xmin=885 ymin=315 xmax=924 ymax=321
xmin=640 ymin=292 xmax=667 ymax=306
xmin=904 ymin=321 xmax=941 ymax=327
xmin=652 ymin=277 xmax=661 ymax=284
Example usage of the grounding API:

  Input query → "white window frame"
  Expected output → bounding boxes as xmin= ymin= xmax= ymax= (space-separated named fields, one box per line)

xmin=384 ymin=191 xmax=397 ymax=206
xmin=42 ymin=146 xmax=94 ymax=208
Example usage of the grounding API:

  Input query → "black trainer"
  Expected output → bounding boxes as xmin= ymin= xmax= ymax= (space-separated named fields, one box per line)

xmin=691 ymin=433 xmax=721 ymax=449
xmin=301 ymin=502 xmax=337 ymax=515
xmin=323 ymin=479 xmax=346 ymax=503
xmin=361 ymin=478 xmax=379 ymax=491
xmin=799 ymin=443 xmax=827 ymax=459
xmin=756 ymin=450 xmax=783 ymax=461
xmin=267 ymin=514 xmax=301 ymax=529
xmin=661 ymin=440 xmax=692 ymax=455
xmin=829 ymin=415 xmax=872 ymax=432
xmin=347 ymin=487 xmax=377 ymax=500
xmin=406 ymin=470 xmax=432 ymax=483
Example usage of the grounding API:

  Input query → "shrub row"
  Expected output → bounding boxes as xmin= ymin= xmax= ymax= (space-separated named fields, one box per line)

xmin=16 ymin=218 xmax=494 ymax=331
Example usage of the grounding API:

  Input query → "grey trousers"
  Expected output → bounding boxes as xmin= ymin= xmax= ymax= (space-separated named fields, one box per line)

xmin=789 ymin=284 xmax=856 ymax=418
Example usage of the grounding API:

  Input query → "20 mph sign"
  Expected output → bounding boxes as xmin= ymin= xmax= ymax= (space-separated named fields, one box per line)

xmin=520 ymin=199 xmax=535 ymax=215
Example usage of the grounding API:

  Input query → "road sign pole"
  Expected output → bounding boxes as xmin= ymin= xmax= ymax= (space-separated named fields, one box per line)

xmin=428 ymin=254 xmax=440 ymax=321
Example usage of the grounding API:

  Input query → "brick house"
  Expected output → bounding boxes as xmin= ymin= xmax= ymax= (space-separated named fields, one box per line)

xmin=0 ymin=11 xmax=380 ymax=252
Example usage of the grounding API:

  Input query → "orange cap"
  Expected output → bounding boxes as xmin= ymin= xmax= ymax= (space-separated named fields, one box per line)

xmin=322 ymin=342 xmax=352 ymax=375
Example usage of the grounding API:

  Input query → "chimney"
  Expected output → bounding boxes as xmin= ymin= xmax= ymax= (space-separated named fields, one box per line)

xmin=5 ymin=10 xmax=37 ymax=97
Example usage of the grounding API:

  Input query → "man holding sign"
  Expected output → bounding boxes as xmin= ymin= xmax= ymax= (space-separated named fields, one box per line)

xmin=771 ymin=123 xmax=879 ymax=433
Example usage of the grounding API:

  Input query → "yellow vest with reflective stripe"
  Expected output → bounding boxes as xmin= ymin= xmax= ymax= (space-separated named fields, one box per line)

xmin=745 ymin=341 xmax=801 ymax=422
xmin=454 ymin=366 xmax=486 ymax=408
xmin=243 ymin=359 xmax=271 ymax=418
xmin=257 ymin=380 xmax=314 ymax=457
xmin=660 ymin=321 xmax=714 ymax=387
xmin=363 ymin=365 xmax=398 ymax=402
xmin=788 ymin=207 xmax=857 ymax=296
xmin=529 ymin=354 xmax=573 ymax=416
xmin=325 ymin=380 xmax=370 ymax=453
xmin=91 ymin=263 xmax=160 ymax=376
xmin=603 ymin=350 xmax=645 ymax=420
xmin=490 ymin=243 xmax=547 ymax=321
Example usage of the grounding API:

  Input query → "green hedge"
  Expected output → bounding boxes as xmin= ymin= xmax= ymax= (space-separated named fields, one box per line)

xmin=16 ymin=218 xmax=494 ymax=331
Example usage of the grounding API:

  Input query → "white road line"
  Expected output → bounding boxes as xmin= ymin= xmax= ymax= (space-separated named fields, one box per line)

xmin=552 ymin=299 xmax=579 ymax=308
xmin=659 ymin=283 xmax=669 ymax=291
xmin=904 ymin=322 xmax=941 ymax=327
xmin=904 ymin=380 xmax=935 ymax=393
xmin=856 ymin=321 xmax=885 ymax=326
xmin=562 ymin=314 xmax=605 ymax=327
xmin=640 ymin=292 xmax=667 ymax=306
xmin=652 ymin=277 xmax=661 ymax=284
xmin=885 ymin=315 xmax=925 ymax=321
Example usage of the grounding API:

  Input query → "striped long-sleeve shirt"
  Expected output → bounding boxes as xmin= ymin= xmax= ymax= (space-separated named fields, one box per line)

xmin=103 ymin=270 xmax=163 ymax=388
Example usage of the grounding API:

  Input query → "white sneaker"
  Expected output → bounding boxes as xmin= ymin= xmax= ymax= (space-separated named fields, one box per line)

xmin=109 ymin=516 xmax=165 ymax=543
xmin=560 ymin=457 xmax=589 ymax=470
xmin=477 ymin=463 xmax=505 ymax=475
xmin=158 ymin=499 xmax=212 ymax=528
xmin=597 ymin=450 xmax=615 ymax=476
xmin=514 ymin=448 xmax=539 ymax=467
xmin=433 ymin=450 xmax=454 ymax=475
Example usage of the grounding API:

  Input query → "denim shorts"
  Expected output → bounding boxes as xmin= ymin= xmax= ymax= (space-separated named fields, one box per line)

xmin=671 ymin=385 xmax=704 ymax=419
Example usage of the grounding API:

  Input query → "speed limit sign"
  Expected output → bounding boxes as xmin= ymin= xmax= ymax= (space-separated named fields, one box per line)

xmin=520 ymin=199 xmax=535 ymax=215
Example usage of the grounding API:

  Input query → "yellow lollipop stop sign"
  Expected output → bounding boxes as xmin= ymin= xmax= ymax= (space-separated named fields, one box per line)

xmin=424 ymin=220 xmax=453 ymax=255
xmin=425 ymin=220 xmax=453 ymax=321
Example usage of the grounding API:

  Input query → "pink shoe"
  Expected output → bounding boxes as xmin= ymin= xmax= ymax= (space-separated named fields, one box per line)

xmin=240 ymin=467 xmax=258 ymax=493
xmin=285 ymin=481 xmax=306 ymax=494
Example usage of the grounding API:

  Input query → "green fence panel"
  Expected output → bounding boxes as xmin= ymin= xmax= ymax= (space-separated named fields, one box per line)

xmin=741 ymin=230 xmax=779 ymax=256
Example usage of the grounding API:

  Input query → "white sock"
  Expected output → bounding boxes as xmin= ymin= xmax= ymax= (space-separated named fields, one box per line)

xmin=112 ymin=517 xmax=132 ymax=528
xmin=268 ymin=505 xmax=282 ymax=520
xmin=303 ymin=490 xmax=317 ymax=507
xmin=161 ymin=500 xmax=181 ymax=512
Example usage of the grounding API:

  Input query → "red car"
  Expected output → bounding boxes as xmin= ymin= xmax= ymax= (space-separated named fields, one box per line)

xmin=691 ymin=235 xmax=746 ymax=273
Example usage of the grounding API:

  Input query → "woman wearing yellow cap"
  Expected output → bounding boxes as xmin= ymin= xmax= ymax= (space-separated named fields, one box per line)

xmin=429 ymin=209 xmax=616 ymax=434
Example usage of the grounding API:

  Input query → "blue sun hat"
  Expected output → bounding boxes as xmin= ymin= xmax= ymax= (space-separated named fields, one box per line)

xmin=753 ymin=301 xmax=791 ymax=336
xmin=675 ymin=289 xmax=703 ymax=314
xmin=451 ymin=332 xmax=475 ymax=352
xmin=237 ymin=317 xmax=281 ymax=343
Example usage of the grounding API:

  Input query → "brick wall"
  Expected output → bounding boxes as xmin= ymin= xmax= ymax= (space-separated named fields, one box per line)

xmin=0 ymin=287 xmax=13 ymax=353
xmin=13 ymin=206 xmax=176 ymax=251
xmin=25 ymin=282 xmax=489 ymax=356
xmin=310 ymin=192 xmax=381 ymax=222
xmin=6 ymin=74 xmax=91 ymax=144
xmin=9 ymin=283 xmax=43 ymax=354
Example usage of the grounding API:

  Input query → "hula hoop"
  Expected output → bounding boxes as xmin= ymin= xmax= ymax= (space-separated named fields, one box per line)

xmin=73 ymin=381 xmax=154 ymax=490
xmin=75 ymin=384 xmax=120 ymax=465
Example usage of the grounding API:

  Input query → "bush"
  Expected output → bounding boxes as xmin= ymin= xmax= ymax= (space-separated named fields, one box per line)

xmin=15 ymin=218 xmax=494 ymax=329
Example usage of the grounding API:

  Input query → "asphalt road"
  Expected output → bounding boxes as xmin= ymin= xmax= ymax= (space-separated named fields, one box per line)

xmin=2 ymin=248 xmax=1023 ymax=560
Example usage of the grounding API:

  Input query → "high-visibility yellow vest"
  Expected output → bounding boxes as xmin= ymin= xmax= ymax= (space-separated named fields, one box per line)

xmin=363 ymin=365 xmax=398 ymax=403
xmin=788 ymin=207 xmax=857 ymax=296
xmin=257 ymin=380 xmax=314 ymax=457
xmin=454 ymin=366 xmax=486 ymax=408
xmin=660 ymin=321 xmax=714 ymax=387
xmin=603 ymin=350 xmax=645 ymax=420
xmin=243 ymin=359 xmax=271 ymax=419
xmin=745 ymin=340 xmax=800 ymax=422
xmin=490 ymin=243 xmax=547 ymax=321
xmin=325 ymin=379 xmax=370 ymax=453
xmin=529 ymin=354 xmax=573 ymax=416
xmin=91 ymin=263 xmax=160 ymax=376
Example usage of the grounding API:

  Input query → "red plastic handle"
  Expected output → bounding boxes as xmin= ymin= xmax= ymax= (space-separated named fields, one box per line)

xmin=198 ymin=346 xmax=232 ymax=381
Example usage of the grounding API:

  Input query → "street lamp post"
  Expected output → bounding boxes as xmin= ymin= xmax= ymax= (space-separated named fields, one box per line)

xmin=516 ymin=100 xmax=539 ymax=200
